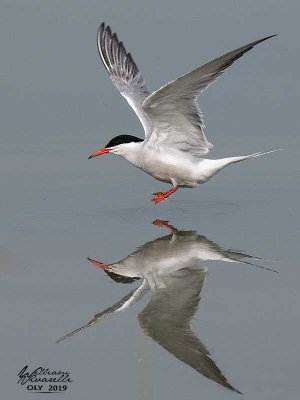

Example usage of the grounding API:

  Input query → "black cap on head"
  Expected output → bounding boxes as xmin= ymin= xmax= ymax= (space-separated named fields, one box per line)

xmin=104 ymin=269 xmax=140 ymax=284
xmin=105 ymin=135 xmax=143 ymax=148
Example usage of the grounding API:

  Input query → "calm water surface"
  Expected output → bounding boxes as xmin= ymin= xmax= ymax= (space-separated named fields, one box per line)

xmin=0 ymin=1 xmax=299 ymax=399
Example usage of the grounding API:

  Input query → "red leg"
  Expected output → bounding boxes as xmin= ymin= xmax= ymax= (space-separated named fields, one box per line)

xmin=151 ymin=187 xmax=178 ymax=204
xmin=153 ymin=219 xmax=177 ymax=234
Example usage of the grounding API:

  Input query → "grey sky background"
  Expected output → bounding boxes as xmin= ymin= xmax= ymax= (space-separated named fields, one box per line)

xmin=0 ymin=1 xmax=299 ymax=399
xmin=0 ymin=0 xmax=298 ymax=207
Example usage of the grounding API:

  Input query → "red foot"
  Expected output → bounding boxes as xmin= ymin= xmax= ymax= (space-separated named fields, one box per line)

xmin=153 ymin=219 xmax=177 ymax=234
xmin=151 ymin=187 xmax=178 ymax=204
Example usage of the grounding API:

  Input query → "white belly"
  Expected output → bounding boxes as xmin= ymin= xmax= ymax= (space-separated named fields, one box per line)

xmin=123 ymin=147 xmax=222 ymax=188
xmin=139 ymin=151 xmax=200 ymax=187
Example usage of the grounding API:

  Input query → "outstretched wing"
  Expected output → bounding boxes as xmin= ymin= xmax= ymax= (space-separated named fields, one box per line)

xmin=139 ymin=267 xmax=241 ymax=393
xmin=143 ymin=35 xmax=276 ymax=156
xmin=56 ymin=279 xmax=149 ymax=343
xmin=98 ymin=23 xmax=153 ymax=139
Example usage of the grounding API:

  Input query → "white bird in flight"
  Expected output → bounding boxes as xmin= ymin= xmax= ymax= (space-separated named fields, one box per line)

xmin=89 ymin=23 xmax=278 ymax=204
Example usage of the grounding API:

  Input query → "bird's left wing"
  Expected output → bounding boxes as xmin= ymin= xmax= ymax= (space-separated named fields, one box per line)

xmin=98 ymin=23 xmax=153 ymax=139
xmin=143 ymin=35 xmax=276 ymax=156
xmin=56 ymin=279 xmax=149 ymax=343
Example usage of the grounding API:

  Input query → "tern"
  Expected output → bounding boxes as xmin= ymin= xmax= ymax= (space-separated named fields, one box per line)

xmin=88 ymin=23 xmax=278 ymax=204
xmin=57 ymin=220 xmax=275 ymax=392
xmin=89 ymin=22 xmax=278 ymax=204
xmin=85 ymin=219 xmax=276 ymax=279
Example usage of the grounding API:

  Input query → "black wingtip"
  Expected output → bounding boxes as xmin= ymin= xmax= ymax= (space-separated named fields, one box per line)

xmin=258 ymin=34 xmax=278 ymax=44
xmin=106 ymin=25 xmax=112 ymax=37
xmin=98 ymin=21 xmax=106 ymax=36
xmin=265 ymin=33 xmax=278 ymax=40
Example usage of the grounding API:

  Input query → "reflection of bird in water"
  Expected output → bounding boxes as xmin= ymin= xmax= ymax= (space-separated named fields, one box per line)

xmin=87 ymin=219 xmax=275 ymax=280
xmin=57 ymin=220 xmax=275 ymax=394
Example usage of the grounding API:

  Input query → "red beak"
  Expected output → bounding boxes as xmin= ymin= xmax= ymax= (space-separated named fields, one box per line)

xmin=88 ymin=148 xmax=110 ymax=159
xmin=87 ymin=257 xmax=109 ymax=270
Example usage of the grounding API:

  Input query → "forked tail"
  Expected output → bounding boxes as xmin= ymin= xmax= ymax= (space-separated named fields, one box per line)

xmin=227 ymin=147 xmax=281 ymax=164
xmin=202 ymin=147 xmax=280 ymax=184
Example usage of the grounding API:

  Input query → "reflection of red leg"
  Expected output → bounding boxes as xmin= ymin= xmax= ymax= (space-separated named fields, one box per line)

xmin=153 ymin=219 xmax=177 ymax=234
xmin=151 ymin=187 xmax=178 ymax=204
xmin=87 ymin=257 xmax=109 ymax=270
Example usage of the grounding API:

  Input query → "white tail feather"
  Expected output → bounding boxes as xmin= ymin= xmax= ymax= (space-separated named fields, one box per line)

xmin=229 ymin=147 xmax=281 ymax=164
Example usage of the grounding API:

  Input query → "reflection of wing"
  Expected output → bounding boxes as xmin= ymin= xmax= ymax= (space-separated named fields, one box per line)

xmin=139 ymin=267 xmax=241 ymax=394
xmin=56 ymin=279 xmax=149 ymax=343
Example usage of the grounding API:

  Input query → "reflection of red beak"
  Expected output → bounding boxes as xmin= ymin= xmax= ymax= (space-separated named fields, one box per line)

xmin=88 ymin=148 xmax=110 ymax=159
xmin=87 ymin=257 xmax=109 ymax=270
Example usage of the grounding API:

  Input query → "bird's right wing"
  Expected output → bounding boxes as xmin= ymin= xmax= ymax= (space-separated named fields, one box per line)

xmin=139 ymin=267 xmax=241 ymax=393
xmin=143 ymin=35 xmax=276 ymax=156
xmin=98 ymin=23 xmax=153 ymax=139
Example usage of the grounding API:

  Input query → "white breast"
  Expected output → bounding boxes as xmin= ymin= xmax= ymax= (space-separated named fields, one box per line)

xmin=133 ymin=147 xmax=201 ymax=187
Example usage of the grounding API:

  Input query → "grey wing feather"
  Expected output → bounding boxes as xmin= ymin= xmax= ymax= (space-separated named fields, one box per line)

xmin=56 ymin=279 xmax=149 ymax=343
xmin=139 ymin=267 xmax=241 ymax=393
xmin=98 ymin=23 xmax=153 ymax=138
xmin=143 ymin=35 xmax=276 ymax=156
